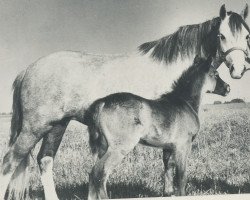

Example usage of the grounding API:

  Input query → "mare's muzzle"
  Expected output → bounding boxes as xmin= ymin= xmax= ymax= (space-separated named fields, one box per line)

xmin=218 ymin=47 xmax=248 ymax=78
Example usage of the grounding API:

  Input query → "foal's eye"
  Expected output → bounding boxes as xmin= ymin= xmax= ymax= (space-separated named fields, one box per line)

xmin=211 ymin=71 xmax=218 ymax=78
xmin=218 ymin=33 xmax=226 ymax=41
xmin=246 ymin=34 xmax=250 ymax=40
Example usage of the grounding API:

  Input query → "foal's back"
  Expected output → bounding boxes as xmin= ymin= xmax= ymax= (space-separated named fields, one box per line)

xmin=87 ymin=93 xmax=150 ymax=147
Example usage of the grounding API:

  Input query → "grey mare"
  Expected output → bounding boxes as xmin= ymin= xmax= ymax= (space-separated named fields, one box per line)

xmin=0 ymin=4 xmax=249 ymax=200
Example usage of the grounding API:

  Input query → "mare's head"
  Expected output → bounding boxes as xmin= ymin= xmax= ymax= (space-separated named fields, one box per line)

xmin=193 ymin=56 xmax=230 ymax=97
xmin=218 ymin=4 xmax=250 ymax=78
xmin=139 ymin=4 xmax=250 ymax=79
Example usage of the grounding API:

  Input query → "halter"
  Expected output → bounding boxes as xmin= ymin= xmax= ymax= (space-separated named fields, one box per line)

xmin=218 ymin=47 xmax=248 ymax=63
xmin=211 ymin=35 xmax=250 ymax=74
xmin=216 ymin=33 xmax=249 ymax=69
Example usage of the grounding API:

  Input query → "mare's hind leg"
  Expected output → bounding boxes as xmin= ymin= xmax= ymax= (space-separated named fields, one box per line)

xmin=163 ymin=149 xmax=175 ymax=196
xmin=0 ymin=122 xmax=52 ymax=199
xmin=37 ymin=119 xmax=69 ymax=200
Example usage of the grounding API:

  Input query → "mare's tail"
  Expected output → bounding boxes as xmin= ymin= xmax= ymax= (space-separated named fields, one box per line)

xmin=5 ymin=70 xmax=31 ymax=200
xmin=9 ymin=70 xmax=25 ymax=146
xmin=7 ymin=157 xmax=30 ymax=200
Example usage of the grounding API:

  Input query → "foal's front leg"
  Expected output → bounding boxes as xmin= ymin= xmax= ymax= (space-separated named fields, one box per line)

xmin=174 ymin=144 xmax=191 ymax=196
xmin=162 ymin=149 xmax=175 ymax=196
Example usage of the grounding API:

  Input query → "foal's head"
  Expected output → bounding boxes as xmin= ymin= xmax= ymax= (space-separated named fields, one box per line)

xmin=171 ymin=56 xmax=230 ymax=100
xmin=196 ymin=56 xmax=230 ymax=97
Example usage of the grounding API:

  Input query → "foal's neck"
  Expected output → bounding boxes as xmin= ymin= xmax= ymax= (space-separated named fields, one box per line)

xmin=183 ymin=76 xmax=206 ymax=113
xmin=183 ymin=91 xmax=203 ymax=114
xmin=164 ymin=72 xmax=207 ymax=114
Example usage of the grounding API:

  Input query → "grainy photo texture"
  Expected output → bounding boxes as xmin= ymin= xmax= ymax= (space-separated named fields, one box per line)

xmin=0 ymin=1 xmax=250 ymax=200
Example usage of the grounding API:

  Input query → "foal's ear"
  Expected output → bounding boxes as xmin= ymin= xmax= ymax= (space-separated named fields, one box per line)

xmin=241 ymin=4 xmax=249 ymax=20
xmin=193 ymin=55 xmax=202 ymax=65
xmin=204 ymin=56 xmax=213 ymax=71
xmin=206 ymin=56 xmax=213 ymax=64
xmin=220 ymin=4 xmax=227 ymax=20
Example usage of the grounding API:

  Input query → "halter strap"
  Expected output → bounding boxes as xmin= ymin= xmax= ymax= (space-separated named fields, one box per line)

xmin=219 ymin=47 xmax=248 ymax=62
xmin=179 ymin=98 xmax=200 ymax=133
xmin=216 ymin=32 xmax=249 ymax=69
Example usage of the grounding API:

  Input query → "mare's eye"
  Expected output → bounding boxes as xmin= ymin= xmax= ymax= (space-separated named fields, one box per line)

xmin=218 ymin=33 xmax=226 ymax=40
xmin=246 ymin=34 xmax=250 ymax=40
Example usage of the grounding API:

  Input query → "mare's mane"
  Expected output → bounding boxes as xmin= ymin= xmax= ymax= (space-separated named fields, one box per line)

xmin=139 ymin=12 xmax=250 ymax=64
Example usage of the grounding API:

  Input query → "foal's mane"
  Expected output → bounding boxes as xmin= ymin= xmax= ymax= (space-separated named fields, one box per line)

xmin=170 ymin=60 xmax=206 ymax=97
xmin=139 ymin=12 xmax=250 ymax=64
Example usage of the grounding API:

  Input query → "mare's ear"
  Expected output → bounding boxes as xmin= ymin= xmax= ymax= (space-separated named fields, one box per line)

xmin=241 ymin=4 xmax=249 ymax=20
xmin=220 ymin=4 xmax=227 ymax=20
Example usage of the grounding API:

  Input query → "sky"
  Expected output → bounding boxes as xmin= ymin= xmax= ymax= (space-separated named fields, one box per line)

xmin=0 ymin=0 xmax=250 ymax=112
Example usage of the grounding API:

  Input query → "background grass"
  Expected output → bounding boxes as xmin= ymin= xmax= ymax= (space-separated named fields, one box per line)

xmin=0 ymin=103 xmax=250 ymax=199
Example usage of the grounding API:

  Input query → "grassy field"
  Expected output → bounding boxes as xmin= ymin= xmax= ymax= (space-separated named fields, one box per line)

xmin=0 ymin=103 xmax=250 ymax=199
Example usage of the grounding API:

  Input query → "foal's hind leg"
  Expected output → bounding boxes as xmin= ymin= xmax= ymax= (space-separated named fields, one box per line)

xmin=37 ymin=120 xmax=69 ymax=200
xmin=88 ymin=130 xmax=140 ymax=200
xmin=163 ymin=149 xmax=175 ymax=196
xmin=89 ymin=147 xmax=129 ymax=200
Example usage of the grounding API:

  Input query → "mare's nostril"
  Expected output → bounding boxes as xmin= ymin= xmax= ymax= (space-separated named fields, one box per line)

xmin=229 ymin=65 xmax=234 ymax=74
xmin=241 ymin=66 xmax=247 ymax=76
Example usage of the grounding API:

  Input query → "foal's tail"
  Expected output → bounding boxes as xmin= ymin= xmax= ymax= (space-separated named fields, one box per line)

xmin=86 ymin=101 xmax=106 ymax=155
xmin=5 ymin=70 xmax=31 ymax=200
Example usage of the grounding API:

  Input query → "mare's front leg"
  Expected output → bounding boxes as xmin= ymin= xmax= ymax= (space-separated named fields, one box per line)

xmin=162 ymin=149 xmax=175 ymax=196
xmin=37 ymin=119 xmax=69 ymax=200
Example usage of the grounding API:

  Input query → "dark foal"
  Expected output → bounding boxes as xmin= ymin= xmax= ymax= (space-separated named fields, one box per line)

xmin=85 ymin=56 xmax=230 ymax=199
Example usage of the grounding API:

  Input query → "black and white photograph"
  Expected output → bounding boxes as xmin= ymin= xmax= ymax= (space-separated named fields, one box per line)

xmin=0 ymin=0 xmax=250 ymax=199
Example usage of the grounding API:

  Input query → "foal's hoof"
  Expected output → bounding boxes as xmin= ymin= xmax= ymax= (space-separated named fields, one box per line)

xmin=163 ymin=191 xmax=174 ymax=197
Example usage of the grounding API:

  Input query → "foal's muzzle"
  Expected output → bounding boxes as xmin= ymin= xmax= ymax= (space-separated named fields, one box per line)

xmin=209 ymin=82 xmax=230 ymax=96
